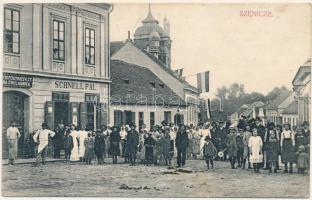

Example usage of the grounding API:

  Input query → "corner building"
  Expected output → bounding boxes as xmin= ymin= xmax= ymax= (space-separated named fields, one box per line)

xmin=2 ymin=3 xmax=112 ymax=157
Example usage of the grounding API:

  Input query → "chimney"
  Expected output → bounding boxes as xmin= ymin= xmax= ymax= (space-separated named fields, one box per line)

xmin=128 ymin=31 xmax=131 ymax=40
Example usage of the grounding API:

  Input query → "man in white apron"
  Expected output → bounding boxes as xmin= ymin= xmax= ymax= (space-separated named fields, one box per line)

xmin=7 ymin=122 xmax=21 ymax=165
xmin=33 ymin=122 xmax=55 ymax=166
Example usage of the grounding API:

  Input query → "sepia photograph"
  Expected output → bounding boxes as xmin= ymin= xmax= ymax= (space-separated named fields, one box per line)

xmin=1 ymin=1 xmax=311 ymax=198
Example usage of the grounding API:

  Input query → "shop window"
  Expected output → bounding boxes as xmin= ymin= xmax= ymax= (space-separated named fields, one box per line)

xmin=53 ymin=20 xmax=65 ymax=61
xmin=85 ymin=28 xmax=95 ymax=65
xmin=150 ymin=112 xmax=155 ymax=128
xmin=52 ymin=92 xmax=69 ymax=101
xmin=4 ymin=8 xmax=20 ymax=54
xmin=85 ymin=94 xmax=100 ymax=130
xmin=114 ymin=110 xmax=123 ymax=127
xmin=139 ymin=112 xmax=144 ymax=130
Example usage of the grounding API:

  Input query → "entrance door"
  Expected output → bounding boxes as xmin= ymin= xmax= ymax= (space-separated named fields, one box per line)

xmin=3 ymin=91 xmax=28 ymax=158
xmin=54 ymin=101 xmax=70 ymax=128
xmin=174 ymin=114 xmax=184 ymax=126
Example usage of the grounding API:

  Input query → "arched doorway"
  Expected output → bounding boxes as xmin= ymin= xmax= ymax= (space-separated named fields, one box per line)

xmin=3 ymin=91 xmax=29 ymax=158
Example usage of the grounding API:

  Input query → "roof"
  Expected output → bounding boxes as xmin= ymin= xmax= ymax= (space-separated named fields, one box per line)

xmin=265 ymin=90 xmax=291 ymax=109
xmin=282 ymin=101 xmax=298 ymax=115
xmin=138 ymin=45 xmax=199 ymax=93
xmin=110 ymin=41 xmax=125 ymax=56
xmin=110 ymin=60 xmax=186 ymax=107
xmin=292 ymin=59 xmax=311 ymax=86
xmin=241 ymin=101 xmax=265 ymax=116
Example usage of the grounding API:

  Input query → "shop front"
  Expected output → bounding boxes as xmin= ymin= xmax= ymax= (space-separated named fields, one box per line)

xmin=2 ymin=73 xmax=109 ymax=158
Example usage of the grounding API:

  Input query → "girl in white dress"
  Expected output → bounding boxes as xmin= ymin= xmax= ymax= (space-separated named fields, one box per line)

xmin=70 ymin=124 xmax=80 ymax=161
xmin=248 ymin=127 xmax=263 ymax=173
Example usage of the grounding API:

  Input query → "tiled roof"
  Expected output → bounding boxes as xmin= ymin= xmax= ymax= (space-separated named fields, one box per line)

xmin=265 ymin=90 xmax=291 ymax=109
xmin=110 ymin=41 xmax=125 ymax=56
xmin=137 ymin=46 xmax=199 ymax=93
xmin=110 ymin=60 xmax=186 ymax=107
xmin=282 ymin=101 xmax=298 ymax=115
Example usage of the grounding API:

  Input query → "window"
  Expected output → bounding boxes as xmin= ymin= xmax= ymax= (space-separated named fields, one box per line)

xmin=85 ymin=28 xmax=95 ymax=65
xmin=52 ymin=92 xmax=69 ymax=101
xmin=53 ymin=20 xmax=65 ymax=61
xmin=4 ymin=8 xmax=20 ymax=54
xmin=139 ymin=112 xmax=144 ymax=130
xmin=164 ymin=111 xmax=172 ymax=124
xmin=85 ymin=94 xmax=100 ymax=130
xmin=150 ymin=112 xmax=155 ymax=128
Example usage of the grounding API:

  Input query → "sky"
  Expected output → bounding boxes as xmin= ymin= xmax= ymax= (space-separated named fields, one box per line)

xmin=110 ymin=3 xmax=311 ymax=95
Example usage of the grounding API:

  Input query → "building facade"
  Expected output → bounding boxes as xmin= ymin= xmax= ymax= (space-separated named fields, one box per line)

xmin=3 ymin=3 xmax=112 ymax=157
xmin=281 ymin=100 xmax=298 ymax=128
xmin=292 ymin=59 xmax=311 ymax=127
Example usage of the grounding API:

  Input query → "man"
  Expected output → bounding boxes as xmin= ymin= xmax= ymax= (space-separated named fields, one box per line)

xmin=33 ymin=122 xmax=55 ymax=166
xmin=255 ymin=117 xmax=266 ymax=168
xmin=126 ymin=123 xmax=139 ymax=166
xmin=94 ymin=129 xmax=105 ymax=165
xmin=53 ymin=120 xmax=65 ymax=159
xmin=175 ymin=124 xmax=189 ymax=168
xmin=302 ymin=121 xmax=310 ymax=154
xmin=225 ymin=127 xmax=238 ymax=169
xmin=6 ymin=122 xmax=21 ymax=165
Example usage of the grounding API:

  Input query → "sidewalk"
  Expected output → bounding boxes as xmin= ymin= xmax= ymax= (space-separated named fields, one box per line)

xmin=2 ymin=158 xmax=64 ymax=165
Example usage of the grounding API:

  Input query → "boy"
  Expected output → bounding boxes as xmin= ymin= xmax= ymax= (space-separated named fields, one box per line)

xmin=203 ymin=136 xmax=217 ymax=169
xmin=296 ymin=145 xmax=309 ymax=175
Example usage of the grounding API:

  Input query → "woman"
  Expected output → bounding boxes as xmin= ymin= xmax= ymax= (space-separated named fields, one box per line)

xmin=281 ymin=123 xmax=295 ymax=173
xmin=264 ymin=122 xmax=279 ymax=173
xmin=242 ymin=125 xmax=252 ymax=169
xmin=248 ymin=127 xmax=263 ymax=173
xmin=108 ymin=126 xmax=121 ymax=164
xmin=192 ymin=129 xmax=201 ymax=160
xmin=78 ymin=126 xmax=88 ymax=162
xmin=70 ymin=124 xmax=80 ymax=161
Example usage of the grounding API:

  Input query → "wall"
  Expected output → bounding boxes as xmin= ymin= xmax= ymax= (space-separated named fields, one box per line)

xmin=110 ymin=105 xmax=186 ymax=131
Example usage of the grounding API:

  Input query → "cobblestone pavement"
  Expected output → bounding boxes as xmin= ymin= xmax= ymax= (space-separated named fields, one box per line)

xmin=2 ymin=159 xmax=309 ymax=197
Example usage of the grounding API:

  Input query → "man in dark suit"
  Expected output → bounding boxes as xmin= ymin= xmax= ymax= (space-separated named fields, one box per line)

xmin=126 ymin=123 xmax=139 ymax=166
xmin=175 ymin=124 xmax=189 ymax=168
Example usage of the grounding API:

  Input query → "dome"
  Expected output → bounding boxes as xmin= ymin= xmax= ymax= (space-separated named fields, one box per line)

xmin=150 ymin=31 xmax=160 ymax=41
xmin=134 ymin=24 xmax=164 ymax=39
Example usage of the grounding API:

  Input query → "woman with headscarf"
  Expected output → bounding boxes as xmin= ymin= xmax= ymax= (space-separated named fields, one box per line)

xmin=264 ymin=122 xmax=279 ymax=173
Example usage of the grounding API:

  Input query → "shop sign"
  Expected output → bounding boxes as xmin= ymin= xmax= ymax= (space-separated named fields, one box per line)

xmin=52 ymin=80 xmax=99 ymax=92
xmin=3 ymin=73 xmax=33 ymax=88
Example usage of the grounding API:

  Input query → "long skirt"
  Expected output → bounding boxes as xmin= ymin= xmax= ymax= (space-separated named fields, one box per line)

xmin=266 ymin=142 xmax=279 ymax=162
xmin=281 ymin=139 xmax=295 ymax=163
xmin=85 ymin=147 xmax=94 ymax=160
xmin=108 ymin=142 xmax=120 ymax=156
xmin=8 ymin=139 xmax=18 ymax=160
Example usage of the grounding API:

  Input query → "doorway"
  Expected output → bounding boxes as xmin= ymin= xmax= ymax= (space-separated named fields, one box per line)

xmin=3 ymin=91 xmax=29 ymax=158
xmin=54 ymin=101 xmax=70 ymax=128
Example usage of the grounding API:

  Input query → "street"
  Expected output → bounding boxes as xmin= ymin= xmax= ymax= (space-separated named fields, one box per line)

xmin=2 ymin=160 xmax=309 ymax=198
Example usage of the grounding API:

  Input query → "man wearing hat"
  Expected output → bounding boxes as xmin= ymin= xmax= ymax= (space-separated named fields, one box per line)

xmin=6 ymin=122 xmax=21 ymax=165
xmin=126 ymin=123 xmax=139 ymax=166
xmin=225 ymin=127 xmax=238 ymax=169
xmin=264 ymin=122 xmax=279 ymax=173
xmin=33 ymin=122 xmax=55 ymax=166
xmin=175 ymin=124 xmax=189 ymax=168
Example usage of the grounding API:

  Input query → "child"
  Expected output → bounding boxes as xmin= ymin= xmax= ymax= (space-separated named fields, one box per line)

xmin=249 ymin=127 xmax=263 ymax=173
xmin=84 ymin=132 xmax=95 ymax=165
xmin=144 ymin=132 xmax=156 ymax=166
xmin=236 ymin=128 xmax=244 ymax=167
xmin=296 ymin=145 xmax=309 ymax=175
xmin=203 ymin=136 xmax=217 ymax=169
xmin=64 ymin=129 xmax=74 ymax=164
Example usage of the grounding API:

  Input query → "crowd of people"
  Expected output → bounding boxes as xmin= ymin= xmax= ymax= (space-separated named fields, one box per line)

xmin=6 ymin=116 xmax=310 ymax=175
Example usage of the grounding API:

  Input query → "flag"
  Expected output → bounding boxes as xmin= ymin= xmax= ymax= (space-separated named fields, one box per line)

xmin=175 ymin=68 xmax=183 ymax=77
xmin=197 ymin=71 xmax=209 ymax=93
xmin=207 ymin=99 xmax=211 ymax=119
